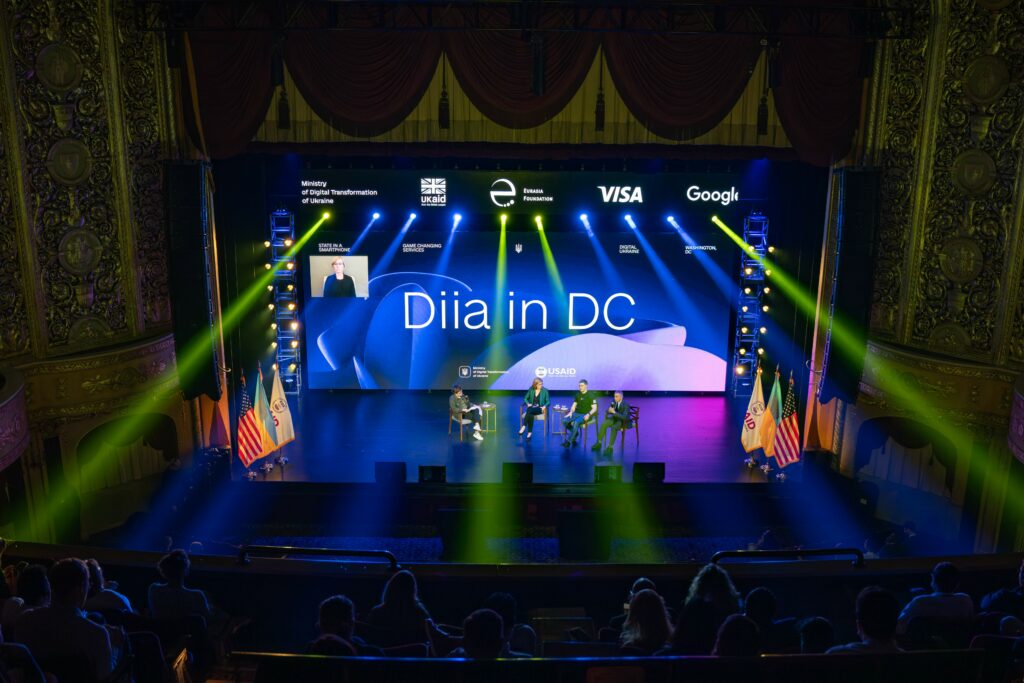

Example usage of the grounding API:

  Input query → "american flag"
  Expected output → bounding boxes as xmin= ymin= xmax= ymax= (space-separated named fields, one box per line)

xmin=773 ymin=374 xmax=802 ymax=468
xmin=237 ymin=376 xmax=262 ymax=467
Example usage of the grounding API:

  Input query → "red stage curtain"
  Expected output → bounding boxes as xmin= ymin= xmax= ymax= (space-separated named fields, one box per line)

xmin=442 ymin=6 xmax=601 ymax=129
xmin=187 ymin=6 xmax=274 ymax=159
xmin=283 ymin=6 xmax=442 ymax=137
xmin=773 ymin=11 xmax=866 ymax=166
xmin=602 ymin=10 xmax=762 ymax=140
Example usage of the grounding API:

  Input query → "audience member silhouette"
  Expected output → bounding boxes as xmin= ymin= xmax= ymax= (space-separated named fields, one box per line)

xmin=827 ymin=587 xmax=902 ymax=654
xmin=712 ymin=614 xmax=760 ymax=657
xmin=620 ymin=589 xmax=672 ymax=655
xmin=366 ymin=570 xmax=431 ymax=646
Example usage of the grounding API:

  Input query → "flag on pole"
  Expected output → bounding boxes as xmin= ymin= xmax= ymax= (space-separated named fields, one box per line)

xmin=741 ymin=366 xmax=767 ymax=452
xmin=252 ymin=364 xmax=278 ymax=462
xmin=269 ymin=365 xmax=295 ymax=448
xmin=759 ymin=366 xmax=783 ymax=457
xmin=236 ymin=376 xmax=261 ymax=466
xmin=773 ymin=372 xmax=802 ymax=467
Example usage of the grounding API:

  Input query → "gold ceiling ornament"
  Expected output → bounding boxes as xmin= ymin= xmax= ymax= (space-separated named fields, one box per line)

xmin=951 ymin=148 xmax=997 ymax=195
xmin=938 ymin=237 xmax=985 ymax=284
xmin=34 ymin=42 xmax=82 ymax=94
xmin=963 ymin=55 xmax=1010 ymax=106
xmin=45 ymin=138 xmax=92 ymax=185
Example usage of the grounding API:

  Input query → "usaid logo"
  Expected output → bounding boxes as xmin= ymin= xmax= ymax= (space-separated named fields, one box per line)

xmin=420 ymin=178 xmax=447 ymax=206
xmin=490 ymin=178 xmax=516 ymax=207
xmin=686 ymin=185 xmax=739 ymax=206
xmin=598 ymin=185 xmax=644 ymax=203
xmin=534 ymin=366 xmax=577 ymax=379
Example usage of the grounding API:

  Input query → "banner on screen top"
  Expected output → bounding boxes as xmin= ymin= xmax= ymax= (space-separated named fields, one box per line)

xmin=297 ymin=170 xmax=748 ymax=215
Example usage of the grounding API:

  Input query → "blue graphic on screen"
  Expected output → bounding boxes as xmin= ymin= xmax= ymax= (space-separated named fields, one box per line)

xmin=304 ymin=229 xmax=731 ymax=392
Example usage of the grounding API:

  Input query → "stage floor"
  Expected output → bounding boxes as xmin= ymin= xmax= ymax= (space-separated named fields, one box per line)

xmin=271 ymin=392 xmax=774 ymax=485
xmin=264 ymin=389 xmax=774 ymax=485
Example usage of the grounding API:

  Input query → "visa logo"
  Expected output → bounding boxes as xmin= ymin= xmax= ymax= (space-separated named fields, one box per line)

xmin=598 ymin=186 xmax=644 ymax=203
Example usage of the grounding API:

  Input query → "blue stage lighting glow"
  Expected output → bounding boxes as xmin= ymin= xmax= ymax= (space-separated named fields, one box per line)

xmin=666 ymin=216 xmax=675 ymax=224
xmin=372 ymin=212 xmax=380 ymax=220
xmin=624 ymin=214 xmax=637 ymax=230
xmin=579 ymin=213 xmax=588 ymax=221
xmin=579 ymin=213 xmax=593 ymax=237
xmin=409 ymin=212 xmax=417 ymax=220
xmin=452 ymin=213 xmax=463 ymax=232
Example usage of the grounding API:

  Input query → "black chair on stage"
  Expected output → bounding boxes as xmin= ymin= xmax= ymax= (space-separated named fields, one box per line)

xmin=619 ymin=405 xmax=640 ymax=448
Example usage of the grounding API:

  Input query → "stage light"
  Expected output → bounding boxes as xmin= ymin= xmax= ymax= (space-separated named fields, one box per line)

xmin=535 ymin=215 xmax=544 ymax=231
xmin=743 ymin=287 xmax=751 ymax=294
xmin=264 ymin=263 xmax=272 ymax=270
xmin=579 ymin=213 xmax=592 ymax=236
xmin=263 ymin=240 xmax=271 ymax=248
xmin=744 ymin=267 xmax=753 ymax=275
xmin=741 ymin=305 xmax=748 ymax=312
xmin=287 ymin=284 xmax=294 ymax=291
xmin=666 ymin=216 xmax=674 ymax=224
xmin=290 ymin=340 xmax=299 ymax=348
xmin=372 ymin=212 xmax=380 ymax=220
xmin=735 ymin=366 xmax=746 ymax=375
xmin=712 ymin=215 xmax=718 ymax=222
xmin=759 ymin=326 xmax=767 ymax=334
xmin=762 ymin=304 xmax=770 ymax=312
xmin=272 ymin=363 xmax=278 ymax=371
xmin=401 ymin=213 xmax=417 ymax=233
xmin=740 ymin=326 xmax=748 ymax=334
xmin=764 ymin=286 xmax=771 ymax=294
xmin=409 ymin=212 xmax=417 ymax=220
xmin=287 ymin=303 xmax=296 ymax=311
xmin=579 ymin=213 xmax=588 ymax=221
xmin=768 ymin=245 xmax=775 ymax=253
xmin=739 ymin=348 xmax=747 ymax=355
xmin=452 ymin=213 xmax=463 ymax=231
xmin=757 ymin=347 xmax=765 ymax=355
xmin=286 ymin=262 xmax=295 ymax=270
xmin=284 ymin=239 xmax=293 ymax=247
xmin=270 ymin=323 xmax=277 ymax=330
xmin=271 ymin=341 xmax=277 ymax=349
xmin=323 ymin=212 xmax=331 ymax=219
xmin=267 ymin=303 xmax=275 ymax=310
xmin=266 ymin=285 xmax=273 ymax=291
xmin=288 ymin=363 xmax=297 ymax=372
xmin=500 ymin=213 xmax=508 ymax=224
xmin=624 ymin=214 xmax=637 ymax=230
xmin=290 ymin=321 xmax=298 ymax=330
xmin=765 ymin=269 xmax=773 ymax=277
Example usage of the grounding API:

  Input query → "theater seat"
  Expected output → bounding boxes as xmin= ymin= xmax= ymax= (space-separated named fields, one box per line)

xmin=542 ymin=641 xmax=621 ymax=658
xmin=902 ymin=617 xmax=971 ymax=650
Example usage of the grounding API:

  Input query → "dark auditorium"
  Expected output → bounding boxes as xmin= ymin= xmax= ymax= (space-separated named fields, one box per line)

xmin=2 ymin=1 xmax=1024 ymax=682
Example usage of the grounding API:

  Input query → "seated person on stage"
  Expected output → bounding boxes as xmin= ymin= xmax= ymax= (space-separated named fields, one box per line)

xmin=592 ymin=390 xmax=632 ymax=456
xmin=450 ymin=384 xmax=484 ymax=441
xmin=562 ymin=379 xmax=598 ymax=447
xmin=519 ymin=377 xmax=549 ymax=439
xmin=323 ymin=256 xmax=356 ymax=297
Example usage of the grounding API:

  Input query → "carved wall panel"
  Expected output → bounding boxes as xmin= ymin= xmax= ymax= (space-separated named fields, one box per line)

xmin=0 ymin=367 xmax=29 ymax=473
xmin=870 ymin=0 xmax=932 ymax=340
xmin=906 ymin=0 xmax=1024 ymax=361
xmin=0 ymin=83 xmax=32 ymax=357
xmin=113 ymin=1 xmax=171 ymax=330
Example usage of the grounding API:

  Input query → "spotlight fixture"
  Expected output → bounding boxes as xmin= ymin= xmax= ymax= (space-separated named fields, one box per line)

xmin=271 ymin=341 xmax=278 ymax=349
xmin=764 ymin=287 xmax=771 ymax=294
xmin=286 ymin=262 xmax=295 ymax=270
xmin=272 ymin=363 xmax=278 ymax=371
xmin=290 ymin=340 xmax=299 ymax=348
xmin=623 ymin=214 xmax=636 ymax=230
xmin=287 ymin=284 xmax=294 ymax=291
xmin=266 ymin=285 xmax=273 ymax=291
xmin=270 ymin=323 xmax=277 ymax=330
xmin=759 ymin=326 xmax=767 ymax=334
xmin=263 ymin=240 xmax=271 ymax=248
xmin=765 ymin=269 xmax=773 ymax=277
xmin=288 ymin=363 xmax=297 ymax=372
xmin=409 ymin=212 xmax=417 ymax=220
xmin=323 ymin=212 xmax=331 ymax=219
xmin=739 ymin=348 xmax=747 ymax=355
xmin=290 ymin=321 xmax=298 ymax=330
xmin=735 ymin=366 xmax=746 ymax=375
xmin=767 ymin=245 xmax=775 ymax=253
xmin=743 ymin=287 xmax=751 ymax=294
xmin=741 ymin=306 xmax=748 ymax=312
xmin=500 ymin=213 xmax=508 ymax=224
xmin=267 ymin=303 xmax=275 ymax=310
xmin=452 ymin=213 xmax=463 ymax=231
xmin=740 ymin=326 xmax=748 ymax=334
xmin=264 ymin=263 xmax=272 ymax=270
xmin=287 ymin=303 xmax=296 ymax=311
xmin=284 ymin=239 xmax=293 ymax=247
xmin=762 ymin=304 xmax=770 ymax=312
xmin=534 ymin=215 xmax=544 ymax=231
xmin=744 ymin=267 xmax=753 ymax=275
xmin=757 ymin=348 xmax=765 ymax=355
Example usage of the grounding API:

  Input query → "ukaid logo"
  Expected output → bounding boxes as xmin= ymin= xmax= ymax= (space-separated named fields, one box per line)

xmin=534 ymin=366 xmax=577 ymax=379
xmin=420 ymin=178 xmax=447 ymax=206
xmin=598 ymin=185 xmax=644 ymax=203
xmin=686 ymin=185 xmax=739 ymax=206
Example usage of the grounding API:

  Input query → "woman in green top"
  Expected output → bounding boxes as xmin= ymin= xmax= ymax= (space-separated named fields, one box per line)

xmin=520 ymin=377 xmax=550 ymax=439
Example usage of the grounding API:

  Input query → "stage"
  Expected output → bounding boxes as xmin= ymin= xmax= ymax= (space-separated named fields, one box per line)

xmin=268 ymin=393 xmax=781 ymax=485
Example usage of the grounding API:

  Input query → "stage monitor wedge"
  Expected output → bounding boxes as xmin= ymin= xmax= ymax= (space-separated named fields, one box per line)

xmin=633 ymin=462 xmax=665 ymax=484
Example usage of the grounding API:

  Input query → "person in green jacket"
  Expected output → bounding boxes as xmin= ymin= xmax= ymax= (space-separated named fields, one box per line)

xmin=519 ymin=377 xmax=550 ymax=440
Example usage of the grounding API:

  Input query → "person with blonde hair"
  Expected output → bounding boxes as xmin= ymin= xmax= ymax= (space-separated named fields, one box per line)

xmin=519 ymin=377 xmax=549 ymax=439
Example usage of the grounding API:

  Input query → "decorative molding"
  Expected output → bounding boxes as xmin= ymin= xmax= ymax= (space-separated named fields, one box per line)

xmin=1011 ymin=374 xmax=1024 ymax=464
xmin=18 ymin=334 xmax=178 ymax=421
xmin=0 ymin=366 xmax=29 ymax=473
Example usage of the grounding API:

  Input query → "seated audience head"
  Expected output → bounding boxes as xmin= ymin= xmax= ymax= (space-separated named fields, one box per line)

xmin=84 ymin=559 xmax=107 ymax=597
xmin=629 ymin=577 xmax=657 ymax=598
xmin=318 ymin=595 xmax=356 ymax=639
xmin=798 ymin=617 xmax=834 ymax=653
xmin=461 ymin=608 xmax=505 ymax=658
xmin=16 ymin=564 xmax=51 ymax=608
xmin=712 ymin=614 xmax=760 ymax=657
xmin=687 ymin=563 xmax=741 ymax=616
xmin=743 ymin=587 xmax=777 ymax=626
xmin=308 ymin=634 xmax=357 ymax=657
xmin=669 ymin=598 xmax=717 ymax=654
xmin=931 ymin=561 xmax=960 ymax=593
xmin=622 ymin=589 xmax=672 ymax=651
xmin=48 ymin=558 xmax=89 ymax=609
xmin=157 ymin=549 xmax=191 ymax=585
xmin=482 ymin=592 xmax=517 ymax=636
xmin=381 ymin=569 xmax=420 ymax=607
xmin=1001 ymin=615 xmax=1024 ymax=637
xmin=856 ymin=587 xmax=900 ymax=642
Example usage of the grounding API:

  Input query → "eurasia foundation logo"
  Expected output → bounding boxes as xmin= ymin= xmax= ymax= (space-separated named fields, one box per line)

xmin=421 ymin=178 xmax=447 ymax=206
xmin=490 ymin=178 xmax=516 ymax=207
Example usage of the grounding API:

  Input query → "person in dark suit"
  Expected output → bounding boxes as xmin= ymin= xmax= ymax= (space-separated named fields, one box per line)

xmin=323 ymin=256 xmax=356 ymax=297
xmin=592 ymin=390 xmax=631 ymax=457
